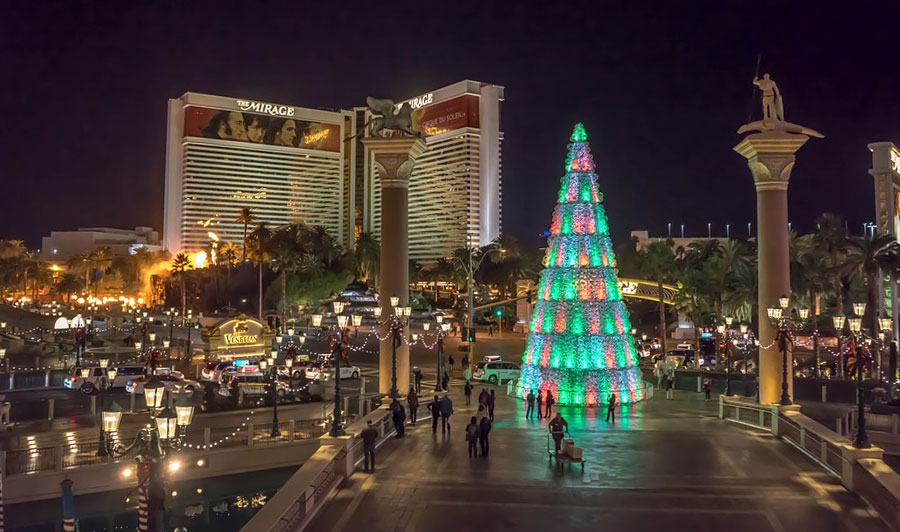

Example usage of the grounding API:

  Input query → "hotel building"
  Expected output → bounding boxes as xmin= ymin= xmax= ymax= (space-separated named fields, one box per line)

xmin=164 ymin=81 xmax=503 ymax=262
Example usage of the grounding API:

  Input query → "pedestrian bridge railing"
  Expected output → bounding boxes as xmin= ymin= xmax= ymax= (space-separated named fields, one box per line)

xmin=719 ymin=395 xmax=900 ymax=531
xmin=240 ymin=406 xmax=396 ymax=532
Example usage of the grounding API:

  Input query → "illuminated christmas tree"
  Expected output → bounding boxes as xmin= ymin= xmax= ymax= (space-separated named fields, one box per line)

xmin=517 ymin=123 xmax=645 ymax=405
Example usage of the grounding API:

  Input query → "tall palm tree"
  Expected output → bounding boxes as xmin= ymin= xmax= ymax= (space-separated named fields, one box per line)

xmin=844 ymin=233 xmax=899 ymax=333
xmin=236 ymin=207 xmax=256 ymax=262
xmin=218 ymin=241 xmax=240 ymax=303
xmin=88 ymin=247 xmax=112 ymax=297
xmin=815 ymin=213 xmax=850 ymax=315
xmin=171 ymin=253 xmax=194 ymax=317
xmin=66 ymin=251 xmax=93 ymax=292
xmin=354 ymin=232 xmax=380 ymax=285
xmin=270 ymin=240 xmax=300 ymax=332
xmin=639 ymin=241 xmax=676 ymax=348
xmin=247 ymin=222 xmax=272 ymax=319
xmin=0 ymin=240 xmax=25 ymax=259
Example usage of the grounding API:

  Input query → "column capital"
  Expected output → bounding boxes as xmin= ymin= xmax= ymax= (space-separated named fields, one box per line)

xmin=362 ymin=137 xmax=427 ymax=189
xmin=734 ymin=131 xmax=809 ymax=191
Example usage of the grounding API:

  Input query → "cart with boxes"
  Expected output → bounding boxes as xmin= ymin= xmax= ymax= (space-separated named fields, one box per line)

xmin=547 ymin=430 xmax=585 ymax=470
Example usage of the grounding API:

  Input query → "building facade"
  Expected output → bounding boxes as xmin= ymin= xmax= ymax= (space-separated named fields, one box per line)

xmin=164 ymin=81 xmax=504 ymax=263
xmin=163 ymin=93 xmax=346 ymax=253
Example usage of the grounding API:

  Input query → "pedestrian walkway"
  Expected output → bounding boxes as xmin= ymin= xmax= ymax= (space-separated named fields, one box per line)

xmin=310 ymin=386 xmax=885 ymax=532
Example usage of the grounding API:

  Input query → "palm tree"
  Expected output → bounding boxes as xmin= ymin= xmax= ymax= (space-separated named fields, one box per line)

xmin=171 ymin=253 xmax=194 ymax=317
xmin=236 ymin=207 xmax=256 ymax=262
xmin=88 ymin=247 xmax=112 ymax=296
xmin=639 ymin=241 xmax=676 ymax=348
xmin=247 ymin=223 xmax=272 ymax=319
xmin=354 ymin=232 xmax=380 ymax=285
xmin=55 ymin=273 xmax=82 ymax=303
xmin=844 ymin=233 xmax=899 ymax=333
xmin=0 ymin=240 xmax=25 ymax=259
xmin=270 ymin=240 xmax=300 ymax=332
xmin=66 ymin=251 xmax=93 ymax=293
xmin=219 ymin=241 xmax=240 ymax=303
xmin=815 ymin=213 xmax=850 ymax=315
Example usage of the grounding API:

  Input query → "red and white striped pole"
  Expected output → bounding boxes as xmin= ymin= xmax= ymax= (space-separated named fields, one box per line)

xmin=137 ymin=460 xmax=150 ymax=532
xmin=61 ymin=479 xmax=76 ymax=532
xmin=0 ymin=470 xmax=5 ymax=532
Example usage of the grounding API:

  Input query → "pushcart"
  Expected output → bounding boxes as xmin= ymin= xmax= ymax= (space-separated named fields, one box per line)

xmin=547 ymin=430 xmax=585 ymax=470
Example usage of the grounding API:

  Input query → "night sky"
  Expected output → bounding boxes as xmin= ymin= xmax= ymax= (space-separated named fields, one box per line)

xmin=3 ymin=1 xmax=900 ymax=251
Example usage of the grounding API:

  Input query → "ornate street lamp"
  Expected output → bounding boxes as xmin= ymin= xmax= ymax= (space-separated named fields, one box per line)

xmin=330 ymin=314 xmax=350 ymax=436
xmin=766 ymin=295 xmax=792 ymax=406
xmin=259 ymin=357 xmax=281 ymax=438
xmin=846 ymin=310 xmax=870 ymax=449
xmin=101 ymin=375 xmax=194 ymax=532
xmin=833 ymin=314 xmax=847 ymax=378
xmin=352 ymin=314 xmax=362 ymax=337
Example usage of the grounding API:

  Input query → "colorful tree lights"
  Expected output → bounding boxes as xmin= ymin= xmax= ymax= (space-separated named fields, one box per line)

xmin=517 ymin=123 xmax=645 ymax=405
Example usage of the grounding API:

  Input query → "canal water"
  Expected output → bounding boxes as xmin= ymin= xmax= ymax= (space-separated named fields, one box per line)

xmin=8 ymin=467 xmax=297 ymax=531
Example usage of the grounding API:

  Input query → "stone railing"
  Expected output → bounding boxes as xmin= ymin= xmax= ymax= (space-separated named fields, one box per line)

xmin=240 ymin=406 xmax=396 ymax=532
xmin=720 ymin=395 xmax=900 ymax=530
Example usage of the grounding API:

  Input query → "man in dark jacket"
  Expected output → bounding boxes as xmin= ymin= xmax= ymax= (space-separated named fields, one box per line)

xmin=427 ymin=395 xmax=441 ymax=433
xmin=478 ymin=416 xmax=492 ymax=456
xmin=439 ymin=395 xmax=454 ymax=434
xmin=536 ymin=390 xmax=543 ymax=419
xmin=548 ymin=413 xmax=568 ymax=452
xmin=391 ymin=401 xmax=406 ymax=437
xmin=526 ymin=390 xmax=536 ymax=419
xmin=413 ymin=367 xmax=423 ymax=394
xmin=488 ymin=390 xmax=496 ymax=422
xmin=605 ymin=392 xmax=617 ymax=423
xmin=360 ymin=420 xmax=378 ymax=472
xmin=478 ymin=388 xmax=489 ymax=406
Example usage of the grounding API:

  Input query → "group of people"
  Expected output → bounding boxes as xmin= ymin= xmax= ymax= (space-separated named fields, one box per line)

xmin=524 ymin=389 xmax=556 ymax=419
xmin=465 ymin=387 xmax=495 ymax=457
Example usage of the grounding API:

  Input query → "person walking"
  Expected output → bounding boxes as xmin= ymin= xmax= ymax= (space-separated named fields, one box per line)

xmin=489 ymin=322 xmax=494 ymax=336
xmin=544 ymin=390 xmax=555 ymax=418
xmin=548 ymin=412 xmax=568 ymax=452
xmin=427 ymin=395 xmax=441 ymax=433
xmin=465 ymin=416 xmax=479 ymax=458
xmin=391 ymin=401 xmax=406 ymax=438
xmin=413 ymin=367 xmax=423 ymax=394
xmin=488 ymin=389 xmax=496 ymax=422
xmin=462 ymin=354 xmax=470 ymax=372
xmin=464 ymin=381 xmax=473 ymax=405
xmin=463 ymin=365 xmax=472 ymax=385
xmin=526 ymin=389 xmax=535 ymax=419
xmin=605 ymin=392 xmax=617 ymax=423
xmin=478 ymin=388 xmax=489 ymax=407
xmin=439 ymin=394 xmax=454 ymax=434
xmin=536 ymin=389 xmax=544 ymax=420
xmin=666 ymin=372 xmax=674 ymax=400
xmin=478 ymin=415 xmax=492 ymax=456
xmin=361 ymin=420 xmax=378 ymax=472
xmin=703 ymin=377 xmax=711 ymax=400
xmin=408 ymin=387 xmax=419 ymax=424
xmin=448 ymin=354 xmax=455 ymax=374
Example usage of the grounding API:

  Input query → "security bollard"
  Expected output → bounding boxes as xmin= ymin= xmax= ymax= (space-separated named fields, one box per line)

xmin=48 ymin=398 xmax=54 ymax=420
xmin=821 ymin=385 xmax=827 ymax=403
xmin=44 ymin=369 xmax=50 ymax=387
xmin=91 ymin=395 xmax=96 ymax=415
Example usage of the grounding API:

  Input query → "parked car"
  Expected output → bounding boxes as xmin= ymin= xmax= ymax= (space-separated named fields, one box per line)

xmin=65 ymin=365 xmax=147 ymax=395
xmin=126 ymin=373 xmax=201 ymax=396
xmin=322 ymin=364 xmax=361 ymax=380
xmin=474 ymin=361 xmax=520 ymax=384
xmin=201 ymin=361 xmax=234 ymax=382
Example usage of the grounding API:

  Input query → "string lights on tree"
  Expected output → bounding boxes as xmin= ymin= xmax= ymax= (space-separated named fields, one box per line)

xmin=517 ymin=124 xmax=645 ymax=406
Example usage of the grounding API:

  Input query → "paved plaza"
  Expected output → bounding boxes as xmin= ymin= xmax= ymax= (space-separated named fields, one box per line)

xmin=310 ymin=386 xmax=885 ymax=532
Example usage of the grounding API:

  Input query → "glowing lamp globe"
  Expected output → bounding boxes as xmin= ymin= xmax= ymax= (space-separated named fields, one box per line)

xmin=373 ymin=307 xmax=383 ymax=318
xmin=175 ymin=404 xmax=195 ymax=427
xmin=389 ymin=295 xmax=400 ymax=307
xmin=832 ymin=315 xmax=846 ymax=330
xmin=311 ymin=314 xmax=323 ymax=327
xmin=337 ymin=315 xmax=349 ymax=329
xmin=352 ymin=315 xmax=362 ymax=327
xmin=778 ymin=296 xmax=790 ymax=309
xmin=423 ymin=322 xmax=431 ymax=331
xmin=143 ymin=377 xmax=166 ymax=410
xmin=155 ymin=407 xmax=178 ymax=440
xmin=853 ymin=302 xmax=866 ymax=317
xmin=848 ymin=317 xmax=862 ymax=334
xmin=880 ymin=317 xmax=893 ymax=332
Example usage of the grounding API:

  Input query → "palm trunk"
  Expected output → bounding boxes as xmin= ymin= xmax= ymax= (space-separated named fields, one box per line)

xmin=281 ymin=272 xmax=287 ymax=333
xmin=242 ymin=223 xmax=248 ymax=262
xmin=181 ymin=277 xmax=186 ymax=318
xmin=258 ymin=262 xmax=263 ymax=320
xmin=657 ymin=276 xmax=667 ymax=351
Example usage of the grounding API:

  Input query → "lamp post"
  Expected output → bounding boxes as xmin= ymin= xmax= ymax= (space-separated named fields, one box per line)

xmin=452 ymin=244 xmax=503 ymax=371
xmin=258 ymin=355 xmax=281 ymax=438
xmin=330 ymin=314 xmax=350 ymax=436
xmin=311 ymin=314 xmax=323 ymax=337
xmin=101 ymin=376 xmax=194 ymax=532
xmin=386 ymin=295 xmax=409 ymax=406
xmin=766 ymin=295 xmax=793 ymax=406
xmin=833 ymin=314 xmax=846 ymax=379
xmin=846 ymin=306 xmax=870 ymax=449
xmin=352 ymin=314 xmax=362 ymax=338
xmin=96 ymin=358 xmax=117 ymax=457
xmin=879 ymin=316 xmax=893 ymax=383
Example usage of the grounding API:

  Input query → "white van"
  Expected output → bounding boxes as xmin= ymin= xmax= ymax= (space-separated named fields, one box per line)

xmin=474 ymin=361 xmax=520 ymax=384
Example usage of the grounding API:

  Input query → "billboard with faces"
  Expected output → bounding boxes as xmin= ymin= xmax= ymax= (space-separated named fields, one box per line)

xmin=183 ymin=106 xmax=341 ymax=153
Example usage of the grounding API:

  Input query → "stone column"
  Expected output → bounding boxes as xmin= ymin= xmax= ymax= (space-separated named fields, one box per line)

xmin=362 ymin=137 xmax=427 ymax=395
xmin=734 ymin=131 xmax=809 ymax=404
